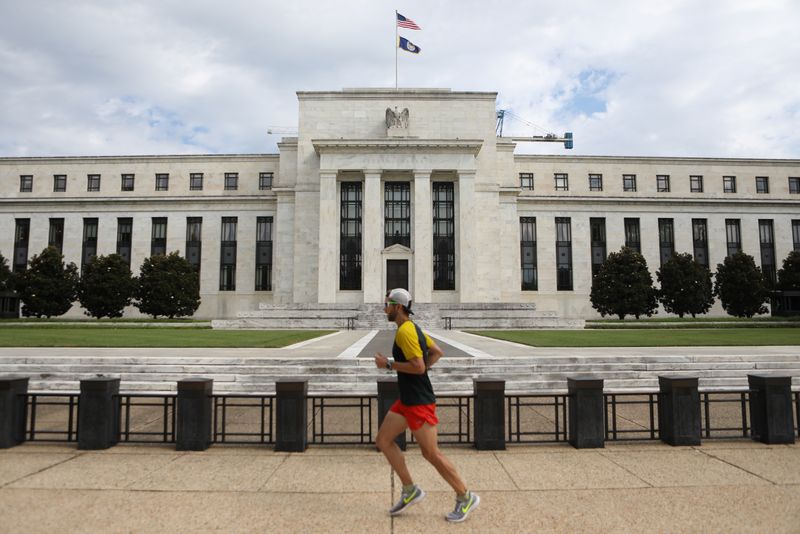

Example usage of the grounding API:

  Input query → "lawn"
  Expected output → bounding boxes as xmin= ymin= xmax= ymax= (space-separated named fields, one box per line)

xmin=0 ymin=327 xmax=334 ymax=348
xmin=469 ymin=328 xmax=800 ymax=347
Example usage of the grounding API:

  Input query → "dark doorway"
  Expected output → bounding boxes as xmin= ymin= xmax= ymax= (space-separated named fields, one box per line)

xmin=386 ymin=260 xmax=409 ymax=291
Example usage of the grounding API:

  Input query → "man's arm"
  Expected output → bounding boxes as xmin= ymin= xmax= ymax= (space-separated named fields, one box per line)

xmin=426 ymin=341 xmax=443 ymax=368
xmin=374 ymin=352 xmax=426 ymax=375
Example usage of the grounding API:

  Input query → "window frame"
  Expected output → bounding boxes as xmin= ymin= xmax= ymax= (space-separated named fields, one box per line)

xmin=656 ymin=175 xmax=670 ymax=193
xmin=622 ymin=174 xmax=637 ymax=192
xmin=224 ymin=172 xmax=239 ymax=191
xmin=189 ymin=173 xmax=204 ymax=191
xmin=723 ymin=175 xmax=736 ymax=193
xmin=519 ymin=173 xmax=534 ymax=191
xmin=121 ymin=174 xmax=135 ymax=192
xmin=588 ymin=173 xmax=603 ymax=192
xmin=155 ymin=173 xmax=169 ymax=191
xmin=259 ymin=172 xmax=274 ymax=191
xmin=87 ymin=174 xmax=101 ymax=192
xmin=554 ymin=173 xmax=569 ymax=192
xmin=53 ymin=174 xmax=67 ymax=192
xmin=755 ymin=176 xmax=769 ymax=194
xmin=689 ymin=175 xmax=703 ymax=193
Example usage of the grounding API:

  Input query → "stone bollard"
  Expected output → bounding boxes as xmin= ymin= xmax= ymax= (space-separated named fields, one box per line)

xmin=377 ymin=379 xmax=406 ymax=451
xmin=0 ymin=377 xmax=29 ymax=448
xmin=658 ymin=376 xmax=701 ymax=446
xmin=78 ymin=378 xmax=121 ymax=450
xmin=567 ymin=377 xmax=604 ymax=449
xmin=748 ymin=375 xmax=795 ymax=444
xmin=275 ymin=381 xmax=308 ymax=452
xmin=176 ymin=378 xmax=213 ymax=451
xmin=473 ymin=379 xmax=506 ymax=450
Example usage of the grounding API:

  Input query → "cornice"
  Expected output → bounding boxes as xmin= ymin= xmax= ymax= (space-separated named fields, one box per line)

xmin=514 ymin=155 xmax=800 ymax=166
xmin=0 ymin=154 xmax=279 ymax=165
xmin=311 ymin=138 xmax=483 ymax=156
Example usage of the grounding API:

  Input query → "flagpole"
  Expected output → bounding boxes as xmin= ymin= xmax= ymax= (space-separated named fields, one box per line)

xmin=395 ymin=10 xmax=398 ymax=90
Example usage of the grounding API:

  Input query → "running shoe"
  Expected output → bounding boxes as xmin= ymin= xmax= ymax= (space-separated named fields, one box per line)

xmin=389 ymin=485 xmax=426 ymax=515
xmin=446 ymin=492 xmax=480 ymax=523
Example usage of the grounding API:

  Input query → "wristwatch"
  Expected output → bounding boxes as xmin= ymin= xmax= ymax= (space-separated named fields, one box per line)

xmin=386 ymin=360 xmax=393 ymax=371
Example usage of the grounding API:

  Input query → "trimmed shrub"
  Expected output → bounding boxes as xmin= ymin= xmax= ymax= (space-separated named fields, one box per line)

xmin=714 ymin=252 xmax=769 ymax=317
xmin=136 ymin=252 xmax=200 ymax=318
xmin=657 ymin=252 xmax=714 ymax=318
xmin=590 ymin=246 xmax=658 ymax=320
xmin=12 ymin=246 xmax=78 ymax=318
xmin=77 ymin=254 xmax=137 ymax=318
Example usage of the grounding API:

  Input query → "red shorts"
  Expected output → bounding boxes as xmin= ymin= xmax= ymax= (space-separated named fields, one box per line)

xmin=390 ymin=400 xmax=439 ymax=431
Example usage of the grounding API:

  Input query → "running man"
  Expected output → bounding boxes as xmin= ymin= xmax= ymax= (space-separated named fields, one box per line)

xmin=374 ymin=288 xmax=480 ymax=523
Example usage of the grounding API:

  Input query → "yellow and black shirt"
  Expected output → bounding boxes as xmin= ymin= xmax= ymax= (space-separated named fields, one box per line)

xmin=392 ymin=320 xmax=436 ymax=406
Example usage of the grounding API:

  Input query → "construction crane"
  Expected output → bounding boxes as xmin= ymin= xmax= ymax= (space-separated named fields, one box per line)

xmin=496 ymin=110 xmax=573 ymax=149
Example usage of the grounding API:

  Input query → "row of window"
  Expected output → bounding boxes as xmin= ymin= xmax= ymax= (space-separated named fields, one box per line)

xmin=17 ymin=172 xmax=274 ymax=193
xmin=12 ymin=216 xmax=273 ymax=291
xmin=338 ymin=181 xmax=456 ymax=291
xmin=519 ymin=173 xmax=800 ymax=194
xmin=519 ymin=217 xmax=800 ymax=291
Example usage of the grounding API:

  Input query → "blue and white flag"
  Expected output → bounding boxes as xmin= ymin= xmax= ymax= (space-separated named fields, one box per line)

xmin=398 ymin=36 xmax=421 ymax=54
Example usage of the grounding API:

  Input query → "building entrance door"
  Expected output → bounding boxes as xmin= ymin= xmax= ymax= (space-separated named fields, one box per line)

xmin=386 ymin=260 xmax=409 ymax=291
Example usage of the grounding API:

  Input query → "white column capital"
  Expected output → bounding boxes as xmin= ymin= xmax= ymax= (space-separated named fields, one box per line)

xmin=457 ymin=170 xmax=477 ymax=180
xmin=319 ymin=170 xmax=338 ymax=180
xmin=363 ymin=170 xmax=382 ymax=179
xmin=413 ymin=170 xmax=433 ymax=180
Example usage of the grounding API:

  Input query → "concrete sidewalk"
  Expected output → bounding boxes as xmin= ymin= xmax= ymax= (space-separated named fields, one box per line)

xmin=1 ymin=441 xmax=799 ymax=533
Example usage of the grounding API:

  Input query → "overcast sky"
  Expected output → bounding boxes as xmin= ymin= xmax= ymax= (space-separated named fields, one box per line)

xmin=1 ymin=0 xmax=798 ymax=158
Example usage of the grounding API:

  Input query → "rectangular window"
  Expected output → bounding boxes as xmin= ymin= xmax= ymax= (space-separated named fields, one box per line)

xmin=793 ymin=220 xmax=800 ymax=251
xmin=726 ymin=219 xmax=741 ymax=257
xmin=255 ymin=216 xmax=273 ymax=291
xmin=20 ymin=175 xmax=33 ymax=193
xmin=13 ymin=219 xmax=30 ymax=272
xmin=53 ymin=174 xmax=67 ymax=192
xmin=656 ymin=175 xmax=670 ymax=192
xmin=340 ymin=182 xmax=363 ymax=290
xmin=789 ymin=177 xmax=800 ymax=194
xmin=519 ymin=173 xmax=534 ymax=190
xmin=186 ymin=217 xmax=203 ymax=272
xmin=756 ymin=176 xmax=769 ymax=194
xmin=520 ymin=217 xmax=537 ymax=290
xmin=590 ymin=217 xmax=606 ymax=277
xmin=151 ymin=217 xmax=167 ymax=257
xmin=624 ymin=218 xmax=641 ymax=253
xmin=690 ymin=175 xmax=703 ymax=193
xmin=658 ymin=218 xmax=675 ymax=266
xmin=556 ymin=217 xmax=573 ymax=290
xmin=189 ymin=173 xmax=203 ymax=191
xmin=117 ymin=217 xmax=133 ymax=266
xmin=692 ymin=219 xmax=709 ymax=268
xmin=554 ymin=173 xmax=569 ymax=191
xmin=48 ymin=218 xmax=64 ymax=255
xmin=121 ymin=174 xmax=135 ymax=191
xmin=220 ymin=217 xmax=237 ymax=291
xmin=759 ymin=219 xmax=776 ymax=287
xmin=588 ymin=174 xmax=603 ymax=192
xmin=259 ymin=172 xmax=273 ymax=191
xmin=384 ymin=182 xmax=411 ymax=248
xmin=87 ymin=174 xmax=101 ymax=192
xmin=623 ymin=174 xmax=637 ymax=192
xmin=224 ymin=172 xmax=238 ymax=191
xmin=155 ymin=173 xmax=169 ymax=191
xmin=723 ymin=176 xmax=736 ymax=193
xmin=433 ymin=182 xmax=455 ymax=290
xmin=82 ymin=218 xmax=98 ymax=270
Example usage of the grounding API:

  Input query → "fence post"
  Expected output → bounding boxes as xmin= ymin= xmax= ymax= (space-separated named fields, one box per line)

xmin=0 ymin=377 xmax=29 ymax=449
xmin=658 ymin=376 xmax=701 ymax=446
xmin=377 ymin=379 xmax=406 ymax=451
xmin=567 ymin=377 xmax=604 ymax=449
xmin=78 ymin=378 xmax=120 ymax=450
xmin=748 ymin=375 xmax=795 ymax=444
xmin=275 ymin=381 xmax=308 ymax=452
xmin=473 ymin=379 xmax=505 ymax=450
xmin=176 ymin=378 xmax=213 ymax=451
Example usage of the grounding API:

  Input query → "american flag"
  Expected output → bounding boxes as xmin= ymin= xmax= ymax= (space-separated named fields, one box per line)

xmin=397 ymin=13 xmax=421 ymax=30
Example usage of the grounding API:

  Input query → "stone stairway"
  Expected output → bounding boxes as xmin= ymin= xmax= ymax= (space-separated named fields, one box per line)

xmin=3 ymin=353 xmax=798 ymax=394
xmin=212 ymin=303 xmax=584 ymax=330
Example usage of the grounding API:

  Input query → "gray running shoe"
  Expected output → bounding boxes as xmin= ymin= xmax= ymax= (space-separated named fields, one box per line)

xmin=389 ymin=485 xmax=426 ymax=516
xmin=446 ymin=492 xmax=480 ymax=523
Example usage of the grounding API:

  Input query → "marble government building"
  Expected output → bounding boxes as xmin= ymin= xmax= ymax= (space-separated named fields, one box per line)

xmin=2 ymin=88 xmax=800 ymax=325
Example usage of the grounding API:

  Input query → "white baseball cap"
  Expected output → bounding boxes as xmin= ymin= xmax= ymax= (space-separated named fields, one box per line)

xmin=387 ymin=288 xmax=413 ymax=314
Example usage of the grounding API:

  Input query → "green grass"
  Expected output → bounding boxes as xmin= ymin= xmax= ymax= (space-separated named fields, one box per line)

xmin=0 ymin=327 xmax=334 ymax=348
xmin=469 ymin=328 xmax=800 ymax=347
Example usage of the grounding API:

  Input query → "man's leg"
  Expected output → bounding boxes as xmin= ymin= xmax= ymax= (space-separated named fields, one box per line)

xmin=412 ymin=423 xmax=467 ymax=495
xmin=376 ymin=411 xmax=413 ymax=485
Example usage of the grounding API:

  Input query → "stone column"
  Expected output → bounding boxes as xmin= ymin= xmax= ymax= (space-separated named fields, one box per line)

xmin=457 ymin=171 xmax=477 ymax=301
xmin=413 ymin=171 xmax=432 ymax=302
xmin=363 ymin=171 xmax=383 ymax=303
xmin=317 ymin=171 xmax=338 ymax=303
xmin=272 ymin=190 xmax=295 ymax=303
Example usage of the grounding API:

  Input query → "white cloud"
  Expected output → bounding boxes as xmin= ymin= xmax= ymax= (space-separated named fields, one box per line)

xmin=0 ymin=0 xmax=798 ymax=158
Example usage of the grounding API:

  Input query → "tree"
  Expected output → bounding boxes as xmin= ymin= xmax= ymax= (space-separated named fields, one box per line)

xmin=12 ymin=246 xmax=78 ymax=318
xmin=777 ymin=250 xmax=800 ymax=290
xmin=77 ymin=254 xmax=137 ymax=318
xmin=0 ymin=252 xmax=11 ymax=291
xmin=136 ymin=252 xmax=200 ymax=318
xmin=656 ymin=252 xmax=714 ymax=318
xmin=714 ymin=252 xmax=769 ymax=317
xmin=590 ymin=246 xmax=658 ymax=320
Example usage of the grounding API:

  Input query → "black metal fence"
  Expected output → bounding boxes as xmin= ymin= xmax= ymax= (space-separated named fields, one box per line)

xmin=16 ymin=388 xmax=797 ymax=447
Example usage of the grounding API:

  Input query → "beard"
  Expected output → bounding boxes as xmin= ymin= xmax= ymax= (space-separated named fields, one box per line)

xmin=386 ymin=310 xmax=397 ymax=321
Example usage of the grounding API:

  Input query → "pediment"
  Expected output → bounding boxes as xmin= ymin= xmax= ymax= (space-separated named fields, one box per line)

xmin=382 ymin=243 xmax=413 ymax=254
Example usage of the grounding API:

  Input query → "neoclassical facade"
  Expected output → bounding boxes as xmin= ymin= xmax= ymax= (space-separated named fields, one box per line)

xmin=1 ymin=88 xmax=799 ymax=319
